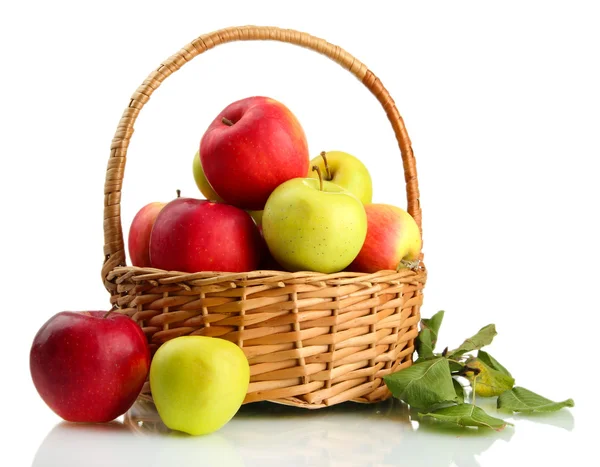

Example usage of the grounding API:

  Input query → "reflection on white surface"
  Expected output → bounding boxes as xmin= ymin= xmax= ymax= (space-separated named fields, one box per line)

xmin=31 ymin=397 xmax=575 ymax=467
xmin=475 ymin=395 xmax=575 ymax=432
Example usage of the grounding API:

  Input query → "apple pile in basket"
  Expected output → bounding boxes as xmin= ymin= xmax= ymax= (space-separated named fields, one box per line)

xmin=130 ymin=96 xmax=421 ymax=275
xmin=30 ymin=96 xmax=421 ymax=437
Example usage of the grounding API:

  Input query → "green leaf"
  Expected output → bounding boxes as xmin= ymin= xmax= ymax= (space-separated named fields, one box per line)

xmin=415 ymin=310 xmax=444 ymax=360
xmin=478 ymin=350 xmax=512 ymax=377
xmin=415 ymin=328 xmax=435 ymax=360
xmin=419 ymin=404 xmax=512 ymax=431
xmin=384 ymin=357 xmax=458 ymax=409
xmin=422 ymin=310 xmax=444 ymax=346
xmin=465 ymin=358 xmax=515 ymax=397
xmin=448 ymin=324 xmax=497 ymax=359
xmin=453 ymin=378 xmax=465 ymax=403
xmin=449 ymin=360 xmax=465 ymax=373
xmin=497 ymin=387 xmax=575 ymax=413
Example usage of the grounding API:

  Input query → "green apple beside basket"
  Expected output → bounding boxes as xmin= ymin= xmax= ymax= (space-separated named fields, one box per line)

xmin=102 ymin=25 xmax=427 ymax=409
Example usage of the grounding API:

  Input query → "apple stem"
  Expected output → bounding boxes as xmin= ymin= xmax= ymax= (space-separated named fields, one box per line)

xmin=397 ymin=259 xmax=420 ymax=271
xmin=103 ymin=306 xmax=117 ymax=319
xmin=176 ymin=189 xmax=181 ymax=198
xmin=320 ymin=151 xmax=332 ymax=180
xmin=222 ymin=117 xmax=234 ymax=126
xmin=312 ymin=165 xmax=324 ymax=191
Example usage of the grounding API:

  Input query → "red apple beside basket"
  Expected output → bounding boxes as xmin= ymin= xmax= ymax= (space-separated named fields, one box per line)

xmin=102 ymin=26 xmax=427 ymax=409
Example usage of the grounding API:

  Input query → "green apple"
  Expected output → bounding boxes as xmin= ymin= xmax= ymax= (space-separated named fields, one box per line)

xmin=307 ymin=151 xmax=373 ymax=204
xmin=149 ymin=336 xmax=249 ymax=436
xmin=192 ymin=150 xmax=224 ymax=202
xmin=262 ymin=170 xmax=367 ymax=273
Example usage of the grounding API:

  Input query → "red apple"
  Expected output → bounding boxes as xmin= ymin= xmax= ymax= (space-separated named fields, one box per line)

xmin=149 ymin=196 xmax=262 ymax=273
xmin=348 ymin=204 xmax=422 ymax=273
xmin=200 ymin=96 xmax=309 ymax=210
xmin=128 ymin=202 xmax=165 ymax=267
xmin=30 ymin=311 xmax=150 ymax=423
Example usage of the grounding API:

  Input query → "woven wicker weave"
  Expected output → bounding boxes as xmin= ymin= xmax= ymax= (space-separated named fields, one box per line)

xmin=102 ymin=26 xmax=427 ymax=409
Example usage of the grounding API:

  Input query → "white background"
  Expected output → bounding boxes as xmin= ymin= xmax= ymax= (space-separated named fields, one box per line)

xmin=1 ymin=1 xmax=598 ymax=466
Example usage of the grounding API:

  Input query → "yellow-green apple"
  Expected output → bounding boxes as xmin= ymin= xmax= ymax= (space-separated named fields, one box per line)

xmin=30 ymin=311 xmax=150 ymax=423
xmin=149 ymin=336 xmax=250 ymax=436
xmin=348 ymin=204 xmax=421 ymax=273
xmin=128 ymin=202 xmax=166 ymax=267
xmin=262 ymin=168 xmax=367 ymax=273
xmin=192 ymin=150 xmax=223 ymax=202
xmin=308 ymin=151 xmax=373 ymax=204
xmin=200 ymin=96 xmax=309 ymax=210
xmin=149 ymin=194 xmax=262 ymax=273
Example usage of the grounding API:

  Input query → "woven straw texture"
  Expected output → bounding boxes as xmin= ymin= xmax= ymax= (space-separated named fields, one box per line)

xmin=102 ymin=26 xmax=427 ymax=408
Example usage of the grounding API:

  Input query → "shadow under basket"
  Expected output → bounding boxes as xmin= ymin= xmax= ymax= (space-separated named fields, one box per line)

xmin=101 ymin=26 xmax=427 ymax=409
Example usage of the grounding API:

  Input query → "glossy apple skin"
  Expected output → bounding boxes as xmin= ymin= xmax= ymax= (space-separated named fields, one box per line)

xmin=308 ymin=150 xmax=373 ymax=204
xmin=30 ymin=311 xmax=150 ymax=423
xmin=348 ymin=204 xmax=422 ymax=273
xmin=150 ymin=336 xmax=250 ymax=436
xmin=128 ymin=202 xmax=166 ymax=267
xmin=263 ymin=178 xmax=367 ymax=273
xmin=149 ymin=197 xmax=262 ymax=273
xmin=200 ymin=96 xmax=309 ymax=210
xmin=192 ymin=150 xmax=224 ymax=202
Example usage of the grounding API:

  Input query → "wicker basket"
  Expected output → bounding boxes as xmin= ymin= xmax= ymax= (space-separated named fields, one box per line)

xmin=102 ymin=26 xmax=427 ymax=409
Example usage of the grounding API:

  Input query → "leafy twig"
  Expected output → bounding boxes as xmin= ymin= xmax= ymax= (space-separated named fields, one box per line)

xmin=383 ymin=310 xmax=574 ymax=430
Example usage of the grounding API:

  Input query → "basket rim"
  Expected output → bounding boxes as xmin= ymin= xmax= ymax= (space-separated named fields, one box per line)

xmin=108 ymin=265 xmax=426 ymax=286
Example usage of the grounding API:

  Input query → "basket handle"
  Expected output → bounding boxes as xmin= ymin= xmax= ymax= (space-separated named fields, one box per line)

xmin=102 ymin=25 xmax=422 ymax=292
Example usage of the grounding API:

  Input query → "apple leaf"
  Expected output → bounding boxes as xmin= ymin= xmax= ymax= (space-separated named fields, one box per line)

xmin=447 ymin=324 xmax=497 ymax=359
xmin=478 ymin=350 xmax=512 ymax=377
xmin=449 ymin=360 xmax=465 ymax=373
xmin=419 ymin=404 xmax=512 ymax=431
xmin=453 ymin=378 xmax=466 ymax=403
xmin=384 ymin=357 xmax=458 ymax=410
xmin=422 ymin=310 xmax=444 ymax=347
xmin=415 ymin=310 xmax=444 ymax=361
xmin=464 ymin=358 xmax=515 ymax=397
xmin=415 ymin=328 xmax=435 ymax=361
xmin=497 ymin=387 xmax=575 ymax=413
